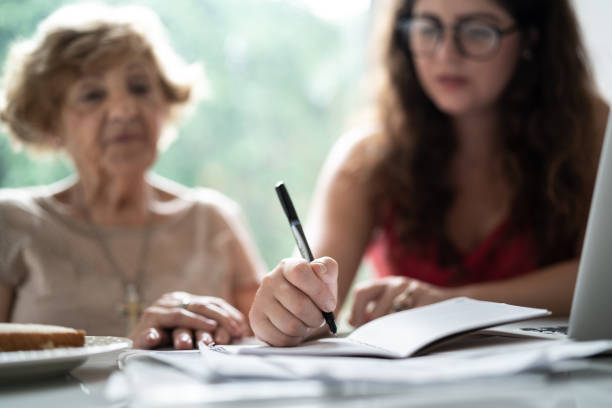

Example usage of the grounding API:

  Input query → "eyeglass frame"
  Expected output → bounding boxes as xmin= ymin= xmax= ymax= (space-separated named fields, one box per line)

xmin=396 ymin=15 xmax=521 ymax=60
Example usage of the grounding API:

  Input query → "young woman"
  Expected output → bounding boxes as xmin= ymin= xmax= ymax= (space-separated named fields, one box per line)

xmin=0 ymin=3 xmax=265 ymax=349
xmin=249 ymin=0 xmax=609 ymax=346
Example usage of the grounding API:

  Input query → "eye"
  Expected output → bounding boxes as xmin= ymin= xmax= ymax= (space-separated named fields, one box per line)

xmin=411 ymin=20 xmax=440 ymax=38
xmin=461 ymin=24 xmax=495 ymax=42
xmin=129 ymin=82 xmax=151 ymax=96
xmin=80 ymin=89 xmax=106 ymax=102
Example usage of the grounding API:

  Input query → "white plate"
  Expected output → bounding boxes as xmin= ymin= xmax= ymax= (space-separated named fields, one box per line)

xmin=0 ymin=336 xmax=132 ymax=382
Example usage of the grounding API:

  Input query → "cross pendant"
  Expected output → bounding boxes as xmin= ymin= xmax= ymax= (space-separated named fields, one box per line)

xmin=122 ymin=283 xmax=143 ymax=335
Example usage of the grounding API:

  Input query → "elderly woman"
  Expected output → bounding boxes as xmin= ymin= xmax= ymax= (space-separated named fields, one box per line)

xmin=0 ymin=4 xmax=265 ymax=349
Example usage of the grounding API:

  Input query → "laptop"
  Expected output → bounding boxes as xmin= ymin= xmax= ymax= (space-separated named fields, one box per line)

xmin=486 ymin=112 xmax=612 ymax=341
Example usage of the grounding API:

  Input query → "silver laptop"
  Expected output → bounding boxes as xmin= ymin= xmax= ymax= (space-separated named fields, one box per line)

xmin=488 ymin=112 xmax=612 ymax=341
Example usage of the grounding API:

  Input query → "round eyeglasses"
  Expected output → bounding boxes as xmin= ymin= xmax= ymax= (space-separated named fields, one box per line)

xmin=397 ymin=16 xmax=519 ymax=60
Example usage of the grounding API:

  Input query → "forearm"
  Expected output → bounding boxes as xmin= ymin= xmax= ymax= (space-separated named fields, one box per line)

xmin=458 ymin=259 xmax=579 ymax=315
xmin=0 ymin=284 xmax=14 ymax=321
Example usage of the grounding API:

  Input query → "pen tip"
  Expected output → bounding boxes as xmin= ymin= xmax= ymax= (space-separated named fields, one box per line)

xmin=325 ymin=315 xmax=337 ymax=334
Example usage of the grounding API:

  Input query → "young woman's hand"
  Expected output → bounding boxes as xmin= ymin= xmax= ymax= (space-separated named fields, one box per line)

xmin=249 ymin=257 xmax=338 ymax=346
xmin=130 ymin=291 xmax=249 ymax=349
xmin=349 ymin=277 xmax=454 ymax=328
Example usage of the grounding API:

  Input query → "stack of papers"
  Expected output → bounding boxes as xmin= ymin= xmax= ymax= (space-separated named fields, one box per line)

xmin=105 ymin=298 xmax=612 ymax=405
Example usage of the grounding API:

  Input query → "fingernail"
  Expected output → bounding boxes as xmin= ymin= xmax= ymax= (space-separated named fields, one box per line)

xmin=147 ymin=332 xmax=158 ymax=343
xmin=325 ymin=299 xmax=335 ymax=312
xmin=314 ymin=262 xmax=327 ymax=274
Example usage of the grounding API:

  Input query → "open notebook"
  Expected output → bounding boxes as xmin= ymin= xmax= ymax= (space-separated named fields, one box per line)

xmin=218 ymin=297 xmax=549 ymax=359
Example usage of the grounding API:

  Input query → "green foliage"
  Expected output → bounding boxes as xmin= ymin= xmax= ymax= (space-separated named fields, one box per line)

xmin=0 ymin=0 xmax=368 ymax=268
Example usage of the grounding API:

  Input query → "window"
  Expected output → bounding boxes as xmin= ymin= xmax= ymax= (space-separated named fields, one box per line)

xmin=0 ymin=0 xmax=371 ymax=266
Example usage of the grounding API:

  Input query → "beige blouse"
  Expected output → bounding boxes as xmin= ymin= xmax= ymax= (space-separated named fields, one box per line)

xmin=0 ymin=179 xmax=264 ymax=337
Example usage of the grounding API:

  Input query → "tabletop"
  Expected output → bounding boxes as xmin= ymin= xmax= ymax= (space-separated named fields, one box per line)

xmin=2 ymin=337 xmax=612 ymax=407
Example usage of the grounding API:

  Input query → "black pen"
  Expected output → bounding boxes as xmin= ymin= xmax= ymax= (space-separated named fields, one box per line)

xmin=275 ymin=181 xmax=337 ymax=334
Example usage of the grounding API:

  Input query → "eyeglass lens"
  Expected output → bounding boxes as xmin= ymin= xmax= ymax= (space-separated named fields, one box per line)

xmin=402 ymin=17 xmax=501 ymax=58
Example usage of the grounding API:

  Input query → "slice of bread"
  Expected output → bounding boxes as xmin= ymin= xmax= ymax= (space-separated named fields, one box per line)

xmin=0 ymin=323 xmax=86 ymax=351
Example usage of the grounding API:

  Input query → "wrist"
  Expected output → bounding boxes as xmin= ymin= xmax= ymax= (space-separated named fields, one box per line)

xmin=448 ymin=285 xmax=473 ymax=300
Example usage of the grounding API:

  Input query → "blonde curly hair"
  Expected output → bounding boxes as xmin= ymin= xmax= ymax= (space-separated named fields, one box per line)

xmin=0 ymin=3 xmax=206 ymax=151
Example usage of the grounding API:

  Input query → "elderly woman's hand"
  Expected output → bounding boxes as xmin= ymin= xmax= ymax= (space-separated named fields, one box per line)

xmin=130 ymin=291 xmax=250 ymax=349
xmin=348 ymin=277 xmax=454 ymax=328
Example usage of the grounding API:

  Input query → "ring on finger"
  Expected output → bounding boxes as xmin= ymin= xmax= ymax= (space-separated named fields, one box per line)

xmin=392 ymin=283 xmax=417 ymax=312
xmin=178 ymin=299 xmax=190 ymax=310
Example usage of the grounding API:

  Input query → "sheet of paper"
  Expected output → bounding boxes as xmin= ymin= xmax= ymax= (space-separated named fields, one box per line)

xmin=224 ymin=297 xmax=550 ymax=358
xmin=108 ymin=337 xmax=612 ymax=389
xmin=219 ymin=337 xmax=395 ymax=358
xmin=213 ymin=338 xmax=612 ymax=382
xmin=105 ymin=338 xmax=612 ymax=407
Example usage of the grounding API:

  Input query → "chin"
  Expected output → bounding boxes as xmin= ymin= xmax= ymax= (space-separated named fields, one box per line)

xmin=430 ymin=97 xmax=483 ymax=117
xmin=105 ymin=153 xmax=155 ymax=176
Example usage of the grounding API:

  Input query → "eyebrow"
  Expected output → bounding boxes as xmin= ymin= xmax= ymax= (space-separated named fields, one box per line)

xmin=125 ymin=61 xmax=151 ymax=74
xmin=458 ymin=12 xmax=504 ymax=23
xmin=74 ymin=75 xmax=103 ymax=86
xmin=413 ymin=11 xmax=505 ymax=24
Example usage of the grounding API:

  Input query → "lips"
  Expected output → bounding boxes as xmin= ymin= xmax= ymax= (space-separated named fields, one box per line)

xmin=436 ymin=74 xmax=469 ymax=89
xmin=109 ymin=133 xmax=144 ymax=144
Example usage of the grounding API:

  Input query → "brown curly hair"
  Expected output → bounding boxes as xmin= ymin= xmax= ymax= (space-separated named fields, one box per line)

xmin=369 ymin=0 xmax=600 ymax=268
xmin=0 ymin=3 xmax=204 ymax=151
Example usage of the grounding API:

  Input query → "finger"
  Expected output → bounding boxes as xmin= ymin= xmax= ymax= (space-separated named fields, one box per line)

xmin=311 ymin=257 xmax=338 ymax=297
xmin=209 ymin=297 xmax=246 ymax=322
xmin=186 ymin=302 xmax=243 ymax=337
xmin=156 ymin=294 xmax=248 ymax=336
xmin=209 ymin=298 xmax=249 ymax=333
xmin=155 ymin=291 xmax=189 ymax=307
xmin=392 ymin=280 xmax=419 ymax=311
xmin=266 ymin=297 xmax=316 ymax=338
xmin=349 ymin=281 xmax=388 ymax=327
xmin=195 ymin=330 xmax=214 ymax=346
xmin=251 ymin=313 xmax=304 ymax=347
xmin=155 ymin=298 xmax=183 ymax=308
xmin=274 ymin=283 xmax=325 ymax=329
xmin=140 ymin=306 xmax=218 ymax=332
xmin=214 ymin=327 xmax=231 ymax=345
xmin=282 ymin=259 xmax=336 ymax=313
xmin=248 ymin=267 xmax=310 ymax=346
xmin=172 ymin=328 xmax=194 ymax=350
xmin=133 ymin=327 xmax=166 ymax=349
xmin=370 ymin=283 xmax=408 ymax=321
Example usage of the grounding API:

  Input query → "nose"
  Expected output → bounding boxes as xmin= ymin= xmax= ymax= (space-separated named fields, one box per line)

xmin=436 ymin=30 xmax=462 ymax=62
xmin=107 ymin=92 xmax=137 ymax=121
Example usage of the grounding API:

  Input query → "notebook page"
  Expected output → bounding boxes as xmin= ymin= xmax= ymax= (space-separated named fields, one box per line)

xmin=224 ymin=336 xmax=397 ymax=357
xmin=348 ymin=297 xmax=550 ymax=357
xmin=222 ymin=297 xmax=549 ymax=358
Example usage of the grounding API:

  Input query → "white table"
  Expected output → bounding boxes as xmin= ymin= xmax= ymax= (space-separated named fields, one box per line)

xmin=2 ymin=341 xmax=612 ymax=407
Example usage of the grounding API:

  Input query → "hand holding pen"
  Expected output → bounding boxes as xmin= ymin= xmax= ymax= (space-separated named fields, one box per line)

xmin=275 ymin=182 xmax=337 ymax=334
xmin=248 ymin=182 xmax=338 ymax=347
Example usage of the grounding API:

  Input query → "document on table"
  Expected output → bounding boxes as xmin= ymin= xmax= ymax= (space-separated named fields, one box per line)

xmin=112 ymin=335 xmax=612 ymax=389
xmin=219 ymin=297 xmax=550 ymax=358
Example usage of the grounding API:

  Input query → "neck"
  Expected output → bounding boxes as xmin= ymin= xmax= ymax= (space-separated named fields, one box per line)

xmin=452 ymin=108 xmax=501 ymax=164
xmin=72 ymin=169 xmax=152 ymax=226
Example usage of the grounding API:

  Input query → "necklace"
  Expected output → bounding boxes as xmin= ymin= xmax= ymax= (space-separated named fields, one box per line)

xmin=82 ymin=206 xmax=154 ymax=336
